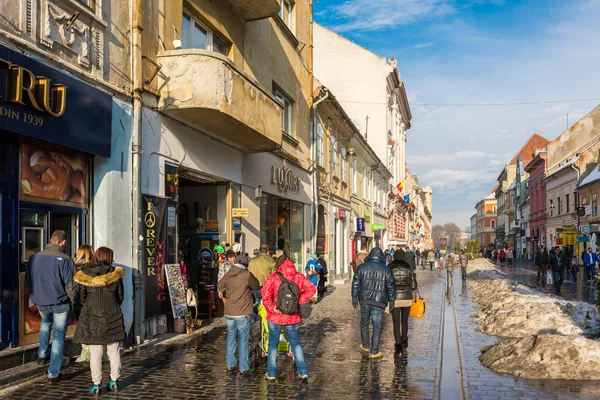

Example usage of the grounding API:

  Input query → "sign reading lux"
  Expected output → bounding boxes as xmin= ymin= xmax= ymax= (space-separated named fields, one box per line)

xmin=0 ymin=58 xmax=67 ymax=117
xmin=271 ymin=165 xmax=300 ymax=193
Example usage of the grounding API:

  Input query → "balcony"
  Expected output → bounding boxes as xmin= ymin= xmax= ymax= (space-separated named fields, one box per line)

xmin=226 ymin=0 xmax=280 ymax=21
xmin=157 ymin=50 xmax=282 ymax=153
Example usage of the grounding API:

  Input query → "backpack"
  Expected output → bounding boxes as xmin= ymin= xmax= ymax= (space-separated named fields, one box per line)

xmin=276 ymin=272 xmax=300 ymax=315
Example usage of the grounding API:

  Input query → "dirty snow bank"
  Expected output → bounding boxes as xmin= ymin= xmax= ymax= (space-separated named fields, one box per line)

xmin=467 ymin=259 xmax=600 ymax=379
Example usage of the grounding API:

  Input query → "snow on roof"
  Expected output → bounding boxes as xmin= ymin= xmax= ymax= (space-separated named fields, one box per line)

xmin=579 ymin=162 xmax=600 ymax=188
xmin=545 ymin=157 xmax=578 ymax=180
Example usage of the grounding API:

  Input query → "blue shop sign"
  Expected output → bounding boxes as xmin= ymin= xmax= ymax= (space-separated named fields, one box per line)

xmin=356 ymin=218 xmax=365 ymax=232
xmin=578 ymin=236 xmax=590 ymax=243
xmin=0 ymin=44 xmax=112 ymax=157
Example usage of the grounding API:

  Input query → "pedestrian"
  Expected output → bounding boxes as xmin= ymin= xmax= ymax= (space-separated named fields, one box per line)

xmin=445 ymin=251 xmax=458 ymax=285
xmin=403 ymin=248 xmax=417 ymax=271
xmin=262 ymin=257 xmax=316 ymax=381
xmin=384 ymin=249 xmax=392 ymax=265
xmin=554 ymin=246 xmax=569 ymax=293
xmin=248 ymin=245 xmax=276 ymax=321
xmin=305 ymin=254 xmax=322 ymax=303
xmin=427 ymin=250 xmax=435 ymax=271
xmin=352 ymin=247 xmax=369 ymax=274
xmin=535 ymin=246 xmax=549 ymax=286
xmin=218 ymin=262 xmax=260 ymax=375
xmin=316 ymin=255 xmax=328 ymax=300
xmin=415 ymin=249 xmax=421 ymax=268
xmin=506 ymin=248 xmax=513 ymax=267
xmin=388 ymin=250 xmax=417 ymax=356
xmin=74 ymin=244 xmax=94 ymax=364
xmin=73 ymin=247 xmax=126 ymax=394
xmin=351 ymin=247 xmax=395 ymax=360
xmin=25 ymin=230 xmax=76 ymax=384
xmin=459 ymin=249 xmax=469 ymax=280
xmin=219 ymin=250 xmax=237 ymax=282
xmin=583 ymin=247 xmax=597 ymax=282
xmin=548 ymin=246 xmax=560 ymax=287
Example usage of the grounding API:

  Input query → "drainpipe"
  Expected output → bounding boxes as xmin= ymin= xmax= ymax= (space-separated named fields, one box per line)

xmin=131 ymin=0 xmax=144 ymax=345
xmin=311 ymin=89 xmax=329 ymax=249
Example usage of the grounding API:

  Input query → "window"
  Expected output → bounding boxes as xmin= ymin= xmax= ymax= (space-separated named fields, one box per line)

xmin=557 ymin=197 xmax=561 ymax=215
xmin=316 ymin=122 xmax=324 ymax=166
xmin=182 ymin=11 xmax=229 ymax=56
xmin=593 ymin=193 xmax=597 ymax=217
xmin=341 ymin=146 xmax=347 ymax=181
xmin=331 ymin=131 xmax=338 ymax=176
xmin=279 ymin=0 xmax=294 ymax=29
xmin=566 ymin=194 xmax=570 ymax=213
xmin=352 ymin=158 xmax=357 ymax=193
xmin=582 ymin=196 xmax=588 ymax=205
xmin=362 ymin=164 xmax=367 ymax=199
xmin=550 ymin=199 xmax=554 ymax=216
xmin=493 ymin=205 xmax=497 ymax=213
xmin=491 ymin=220 xmax=496 ymax=229
xmin=274 ymin=89 xmax=293 ymax=137
xmin=78 ymin=0 xmax=94 ymax=8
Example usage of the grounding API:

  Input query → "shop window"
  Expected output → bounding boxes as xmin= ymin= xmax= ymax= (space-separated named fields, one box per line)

xmin=260 ymin=195 xmax=304 ymax=268
xmin=274 ymin=88 xmax=293 ymax=137
xmin=316 ymin=122 xmax=324 ymax=166
xmin=182 ymin=10 xmax=229 ymax=56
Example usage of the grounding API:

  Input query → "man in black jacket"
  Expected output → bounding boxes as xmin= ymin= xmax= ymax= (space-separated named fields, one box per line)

xmin=535 ymin=246 xmax=549 ymax=286
xmin=351 ymin=247 xmax=395 ymax=359
xmin=26 ymin=230 xmax=76 ymax=383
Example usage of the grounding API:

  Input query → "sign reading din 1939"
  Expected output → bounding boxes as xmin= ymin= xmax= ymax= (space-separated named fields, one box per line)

xmin=271 ymin=165 xmax=300 ymax=193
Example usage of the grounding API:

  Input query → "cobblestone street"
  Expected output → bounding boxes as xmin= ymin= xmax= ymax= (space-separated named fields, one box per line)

xmin=3 ymin=264 xmax=600 ymax=400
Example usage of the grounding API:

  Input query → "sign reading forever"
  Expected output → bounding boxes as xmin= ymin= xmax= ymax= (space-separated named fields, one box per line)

xmin=164 ymin=264 xmax=189 ymax=319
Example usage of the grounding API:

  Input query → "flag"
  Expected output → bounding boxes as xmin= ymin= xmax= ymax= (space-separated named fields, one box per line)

xmin=403 ymin=194 xmax=410 ymax=204
xmin=396 ymin=180 xmax=405 ymax=193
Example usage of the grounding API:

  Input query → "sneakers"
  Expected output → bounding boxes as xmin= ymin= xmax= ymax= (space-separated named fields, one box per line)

xmin=90 ymin=385 xmax=102 ymax=395
xmin=359 ymin=344 xmax=370 ymax=353
xmin=264 ymin=373 xmax=276 ymax=381
xmin=297 ymin=373 xmax=308 ymax=381
xmin=369 ymin=352 xmax=383 ymax=360
xmin=107 ymin=380 xmax=119 ymax=392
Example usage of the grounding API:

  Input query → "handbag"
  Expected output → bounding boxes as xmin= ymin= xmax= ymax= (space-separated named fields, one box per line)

xmin=410 ymin=290 xmax=426 ymax=318
xmin=546 ymin=270 xmax=553 ymax=285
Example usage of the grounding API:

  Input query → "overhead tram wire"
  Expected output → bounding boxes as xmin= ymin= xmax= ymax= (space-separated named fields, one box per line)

xmin=330 ymin=97 xmax=600 ymax=107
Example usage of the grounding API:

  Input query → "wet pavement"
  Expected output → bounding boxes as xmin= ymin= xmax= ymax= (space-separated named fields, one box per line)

xmin=2 ymin=263 xmax=600 ymax=399
xmin=489 ymin=259 xmax=596 ymax=304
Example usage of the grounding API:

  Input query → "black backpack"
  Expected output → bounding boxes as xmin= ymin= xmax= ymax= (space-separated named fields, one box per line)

xmin=276 ymin=272 xmax=300 ymax=315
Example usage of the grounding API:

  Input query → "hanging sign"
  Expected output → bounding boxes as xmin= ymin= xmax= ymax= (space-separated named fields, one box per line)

xmin=578 ymin=236 xmax=590 ymax=243
xmin=164 ymin=264 xmax=188 ymax=319
xmin=204 ymin=220 xmax=219 ymax=233
xmin=232 ymin=208 xmax=248 ymax=217
xmin=142 ymin=195 xmax=170 ymax=319
xmin=356 ymin=218 xmax=365 ymax=232
xmin=316 ymin=234 xmax=327 ymax=254
xmin=372 ymin=223 xmax=386 ymax=231
xmin=165 ymin=164 xmax=179 ymax=201
xmin=581 ymin=224 xmax=591 ymax=234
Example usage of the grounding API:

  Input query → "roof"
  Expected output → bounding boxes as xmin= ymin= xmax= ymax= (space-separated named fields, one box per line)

xmin=579 ymin=162 xmax=600 ymax=188
xmin=486 ymin=185 xmax=499 ymax=199
xmin=509 ymin=133 xmax=550 ymax=166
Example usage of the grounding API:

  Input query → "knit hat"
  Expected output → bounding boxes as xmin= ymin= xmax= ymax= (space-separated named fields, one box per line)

xmin=311 ymin=253 xmax=318 ymax=260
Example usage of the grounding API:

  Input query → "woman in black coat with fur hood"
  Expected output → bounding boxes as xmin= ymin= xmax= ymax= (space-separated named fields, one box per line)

xmin=74 ymin=247 xmax=126 ymax=395
xmin=388 ymin=250 xmax=417 ymax=356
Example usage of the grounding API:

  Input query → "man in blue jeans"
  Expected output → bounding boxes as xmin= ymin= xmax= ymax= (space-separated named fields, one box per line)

xmin=26 ymin=230 xmax=76 ymax=383
xmin=218 ymin=262 xmax=260 ymax=375
xmin=351 ymin=247 xmax=395 ymax=359
xmin=261 ymin=258 xmax=316 ymax=381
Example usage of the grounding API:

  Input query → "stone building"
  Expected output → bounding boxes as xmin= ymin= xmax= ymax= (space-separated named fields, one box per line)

xmin=476 ymin=186 xmax=498 ymax=249
xmin=0 ymin=0 xmax=133 ymax=348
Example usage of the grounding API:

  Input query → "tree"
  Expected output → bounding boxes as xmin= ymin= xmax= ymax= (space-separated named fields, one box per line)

xmin=432 ymin=222 xmax=463 ymax=249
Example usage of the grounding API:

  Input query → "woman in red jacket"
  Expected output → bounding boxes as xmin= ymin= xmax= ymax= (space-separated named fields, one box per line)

xmin=261 ymin=257 xmax=316 ymax=381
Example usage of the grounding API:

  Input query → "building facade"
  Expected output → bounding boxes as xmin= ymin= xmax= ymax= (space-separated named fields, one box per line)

xmin=0 ymin=0 xmax=132 ymax=348
xmin=476 ymin=187 xmax=498 ymax=249
xmin=470 ymin=214 xmax=478 ymax=241
xmin=524 ymin=151 xmax=548 ymax=253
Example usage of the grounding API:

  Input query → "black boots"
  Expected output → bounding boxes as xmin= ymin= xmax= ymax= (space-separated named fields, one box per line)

xmin=401 ymin=337 xmax=408 ymax=350
xmin=394 ymin=343 xmax=403 ymax=355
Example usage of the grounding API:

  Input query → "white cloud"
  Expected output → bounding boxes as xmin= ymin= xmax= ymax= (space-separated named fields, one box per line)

xmin=408 ymin=150 xmax=488 ymax=165
xmin=414 ymin=42 xmax=434 ymax=48
xmin=419 ymin=168 xmax=499 ymax=195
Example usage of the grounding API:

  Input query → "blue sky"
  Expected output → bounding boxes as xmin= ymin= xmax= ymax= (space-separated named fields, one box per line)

xmin=315 ymin=0 xmax=600 ymax=229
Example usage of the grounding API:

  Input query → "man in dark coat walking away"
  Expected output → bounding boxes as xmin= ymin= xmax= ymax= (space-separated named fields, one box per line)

xmin=388 ymin=250 xmax=417 ymax=355
xmin=74 ymin=247 xmax=126 ymax=394
xmin=26 ymin=230 xmax=76 ymax=383
xmin=351 ymin=247 xmax=395 ymax=360
xmin=535 ymin=246 xmax=549 ymax=286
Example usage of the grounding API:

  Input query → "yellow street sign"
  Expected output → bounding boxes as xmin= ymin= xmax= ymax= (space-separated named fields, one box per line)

xmin=232 ymin=208 xmax=249 ymax=217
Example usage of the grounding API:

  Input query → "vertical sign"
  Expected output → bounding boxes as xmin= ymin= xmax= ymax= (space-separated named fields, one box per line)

xmin=164 ymin=264 xmax=189 ymax=319
xmin=143 ymin=195 xmax=170 ymax=319
xmin=165 ymin=164 xmax=179 ymax=201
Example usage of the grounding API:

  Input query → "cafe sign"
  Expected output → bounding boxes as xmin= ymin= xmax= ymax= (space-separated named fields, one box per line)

xmin=271 ymin=165 xmax=300 ymax=193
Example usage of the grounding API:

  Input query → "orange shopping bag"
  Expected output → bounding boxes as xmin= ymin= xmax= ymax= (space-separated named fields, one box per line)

xmin=409 ymin=290 xmax=425 ymax=318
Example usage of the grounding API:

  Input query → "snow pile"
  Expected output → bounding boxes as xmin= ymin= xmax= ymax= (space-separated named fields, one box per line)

xmin=467 ymin=260 xmax=600 ymax=379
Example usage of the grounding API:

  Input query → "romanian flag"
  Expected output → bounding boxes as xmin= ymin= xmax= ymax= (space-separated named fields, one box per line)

xmin=396 ymin=180 xmax=405 ymax=193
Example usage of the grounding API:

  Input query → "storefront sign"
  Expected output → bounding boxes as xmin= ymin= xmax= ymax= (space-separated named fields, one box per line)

xmin=555 ymin=237 xmax=564 ymax=245
xmin=198 ymin=248 xmax=213 ymax=262
xmin=563 ymin=226 xmax=577 ymax=245
xmin=165 ymin=164 xmax=179 ymax=201
xmin=356 ymin=218 xmax=365 ymax=232
xmin=164 ymin=264 xmax=188 ymax=319
xmin=233 ymin=218 xmax=242 ymax=229
xmin=581 ymin=224 xmax=591 ymax=234
xmin=363 ymin=212 xmax=371 ymax=223
xmin=204 ymin=220 xmax=219 ymax=233
xmin=271 ymin=165 xmax=300 ymax=192
xmin=316 ymin=234 xmax=327 ymax=254
xmin=578 ymin=236 xmax=590 ymax=243
xmin=142 ymin=195 xmax=170 ymax=319
xmin=232 ymin=208 xmax=248 ymax=217
xmin=0 ymin=44 xmax=112 ymax=156
xmin=372 ymin=223 xmax=386 ymax=231
xmin=20 ymin=142 xmax=88 ymax=205
xmin=336 ymin=208 xmax=346 ymax=219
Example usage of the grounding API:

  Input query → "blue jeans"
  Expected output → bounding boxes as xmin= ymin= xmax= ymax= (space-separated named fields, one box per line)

xmin=266 ymin=321 xmax=308 ymax=377
xmin=461 ymin=267 xmax=467 ymax=279
xmin=225 ymin=316 xmax=251 ymax=372
xmin=360 ymin=304 xmax=384 ymax=355
xmin=38 ymin=303 xmax=72 ymax=378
